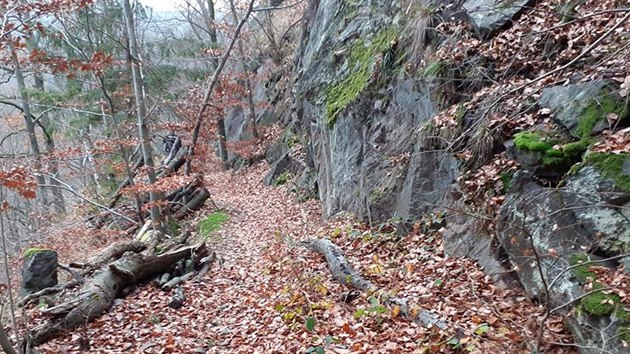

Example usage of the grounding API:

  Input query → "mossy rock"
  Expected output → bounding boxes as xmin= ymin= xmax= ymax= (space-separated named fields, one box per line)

xmin=569 ymin=253 xmax=596 ymax=284
xmin=325 ymin=28 xmax=399 ymax=127
xmin=580 ymin=284 xmax=621 ymax=317
xmin=583 ymin=152 xmax=630 ymax=193
xmin=540 ymin=81 xmax=627 ymax=140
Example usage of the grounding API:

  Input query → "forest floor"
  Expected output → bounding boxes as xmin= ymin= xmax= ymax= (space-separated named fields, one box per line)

xmin=31 ymin=160 xmax=576 ymax=353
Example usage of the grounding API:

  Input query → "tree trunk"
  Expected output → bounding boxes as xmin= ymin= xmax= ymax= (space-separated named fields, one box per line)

xmin=10 ymin=44 xmax=48 ymax=211
xmin=122 ymin=0 xmax=162 ymax=230
xmin=28 ymin=243 xmax=208 ymax=346
xmin=217 ymin=118 xmax=229 ymax=169
xmin=33 ymin=72 xmax=66 ymax=214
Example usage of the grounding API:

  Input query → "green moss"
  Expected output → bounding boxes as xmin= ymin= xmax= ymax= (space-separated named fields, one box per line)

xmin=514 ymin=131 xmax=589 ymax=167
xmin=577 ymin=96 xmax=624 ymax=139
xmin=198 ymin=212 xmax=228 ymax=238
xmin=325 ymin=28 xmax=398 ymax=127
xmin=273 ymin=171 xmax=293 ymax=186
xmin=618 ymin=326 xmax=630 ymax=345
xmin=581 ymin=283 xmax=621 ymax=317
xmin=569 ymin=254 xmax=596 ymax=283
xmin=23 ymin=248 xmax=49 ymax=259
xmin=514 ymin=132 xmax=553 ymax=152
xmin=584 ymin=152 xmax=630 ymax=193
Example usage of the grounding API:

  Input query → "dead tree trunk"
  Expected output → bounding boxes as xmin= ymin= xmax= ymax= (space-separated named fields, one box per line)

xmin=301 ymin=238 xmax=447 ymax=330
xmin=28 ymin=243 xmax=208 ymax=346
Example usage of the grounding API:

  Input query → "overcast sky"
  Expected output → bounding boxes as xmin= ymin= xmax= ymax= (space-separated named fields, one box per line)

xmin=140 ymin=0 xmax=183 ymax=12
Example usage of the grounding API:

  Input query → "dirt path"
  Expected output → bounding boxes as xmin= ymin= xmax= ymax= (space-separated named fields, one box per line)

xmin=39 ymin=162 xmax=325 ymax=353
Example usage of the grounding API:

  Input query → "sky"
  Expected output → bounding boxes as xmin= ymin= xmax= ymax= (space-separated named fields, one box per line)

xmin=140 ymin=0 xmax=183 ymax=12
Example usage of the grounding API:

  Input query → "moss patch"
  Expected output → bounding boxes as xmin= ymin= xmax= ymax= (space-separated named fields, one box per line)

xmin=273 ymin=171 xmax=293 ymax=187
xmin=198 ymin=212 xmax=229 ymax=238
xmin=581 ymin=283 xmax=621 ymax=317
xmin=23 ymin=248 xmax=50 ymax=259
xmin=325 ymin=28 xmax=398 ymax=127
xmin=577 ymin=95 xmax=626 ymax=138
xmin=584 ymin=152 xmax=630 ymax=192
xmin=569 ymin=253 xmax=596 ymax=284
xmin=513 ymin=131 xmax=589 ymax=166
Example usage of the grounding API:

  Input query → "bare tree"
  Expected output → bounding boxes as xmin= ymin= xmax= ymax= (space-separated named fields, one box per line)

xmin=122 ymin=0 xmax=162 ymax=230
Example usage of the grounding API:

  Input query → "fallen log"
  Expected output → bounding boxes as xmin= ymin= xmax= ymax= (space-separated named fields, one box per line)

xmin=69 ymin=240 xmax=146 ymax=269
xmin=301 ymin=238 xmax=447 ymax=330
xmin=28 ymin=243 xmax=208 ymax=346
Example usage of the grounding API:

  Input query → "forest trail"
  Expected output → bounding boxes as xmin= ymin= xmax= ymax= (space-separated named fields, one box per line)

xmin=37 ymin=161 xmax=573 ymax=353
xmin=39 ymin=162 xmax=326 ymax=353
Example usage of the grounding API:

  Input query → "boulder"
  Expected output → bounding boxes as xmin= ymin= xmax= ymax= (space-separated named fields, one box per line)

xmin=463 ymin=0 xmax=533 ymax=38
xmin=540 ymin=81 xmax=626 ymax=140
xmin=21 ymin=249 xmax=58 ymax=295
xmin=498 ymin=167 xmax=630 ymax=353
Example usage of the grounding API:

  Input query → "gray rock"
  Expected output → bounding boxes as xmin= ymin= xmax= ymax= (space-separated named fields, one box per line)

xmin=263 ymin=151 xmax=305 ymax=186
xmin=441 ymin=188 xmax=516 ymax=288
xmin=463 ymin=0 xmax=533 ymax=37
xmin=295 ymin=7 xmax=459 ymax=219
xmin=539 ymin=81 xmax=619 ymax=139
xmin=498 ymin=168 xmax=630 ymax=353
xmin=21 ymin=249 xmax=58 ymax=295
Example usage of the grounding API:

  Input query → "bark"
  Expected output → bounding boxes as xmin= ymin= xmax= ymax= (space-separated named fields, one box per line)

xmin=33 ymin=73 xmax=66 ymax=214
xmin=9 ymin=44 xmax=48 ymax=209
xmin=28 ymin=243 xmax=208 ymax=346
xmin=69 ymin=240 xmax=147 ymax=269
xmin=302 ymin=238 xmax=447 ymax=330
xmin=122 ymin=0 xmax=162 ymax=230
xmin=216 ymin=118 xmax=229 ymax=169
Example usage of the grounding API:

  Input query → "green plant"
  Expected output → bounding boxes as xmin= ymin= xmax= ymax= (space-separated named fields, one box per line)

xmin=198 ymin=212 xmax=229 ymax=238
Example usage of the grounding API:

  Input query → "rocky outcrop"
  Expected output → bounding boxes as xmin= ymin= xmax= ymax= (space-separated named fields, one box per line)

xmin=293 ymin=0 xmax=459 ymax=220
xmin=497 ymin=165 xmax=630 ymax=353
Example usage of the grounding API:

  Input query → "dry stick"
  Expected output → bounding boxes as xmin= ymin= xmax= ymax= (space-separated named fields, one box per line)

xmin=186 ymin=0 xmax=255 ymax=175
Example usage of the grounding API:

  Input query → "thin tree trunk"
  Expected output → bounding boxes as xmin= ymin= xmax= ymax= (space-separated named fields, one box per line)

xmin=228 ymin=0 xmax=259 ymax=140
xmin=217 ymin=117 xmax=229 ymax=169
xmin=122 ymin=0 xmax=161 ymax=230
xmin=0 ymin=189 xmax=19 ymax=350
xmin=34 ymin=73 xmax=66 ymax=214
xmin=186 ymin=0 xmax=256 ymax=174
xmin=10 ymin=44 xmax=48 ymax=211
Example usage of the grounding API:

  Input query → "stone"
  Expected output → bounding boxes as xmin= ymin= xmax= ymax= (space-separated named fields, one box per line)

xmin=539 ymin=81 xmax=623 ymax=139
xmin=21 ymin=249 xmax=58 ymax=295
xmin=498 ymin=168 xmax=630 ymax=353
xmin=463 ymin=0 xmax=533 ymax=38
